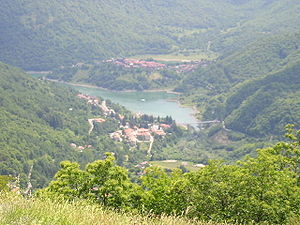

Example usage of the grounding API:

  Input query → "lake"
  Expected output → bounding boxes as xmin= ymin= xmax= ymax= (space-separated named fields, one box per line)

xmin=27 ymin=72 xmax=199 ymax=126
xmin=67 ymin=85 xmax=199 ymax=126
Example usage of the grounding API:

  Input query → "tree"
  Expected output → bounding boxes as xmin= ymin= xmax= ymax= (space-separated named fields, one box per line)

xmin=40 ymin=161 xmax=89 ymax=199
xmin=40 ymin=153 xmax=142 ymax=210
xmin=141 ymin=167 xmax=190 ymax=215
xmin=187 ymin=126 xmax=300 ymax=224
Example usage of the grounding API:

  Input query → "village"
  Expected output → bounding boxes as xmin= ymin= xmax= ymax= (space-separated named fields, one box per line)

xmin=104 ymin=58 xmax=210 ymax=73
xmin=75 ymin=93 xmax=172 ymax=153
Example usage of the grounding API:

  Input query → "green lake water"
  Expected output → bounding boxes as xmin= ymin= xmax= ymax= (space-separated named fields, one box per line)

xmin=69 ymin=85 xmax=199 ymax=126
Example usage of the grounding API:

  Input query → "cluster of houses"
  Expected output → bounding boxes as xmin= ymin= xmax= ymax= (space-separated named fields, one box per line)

xmin=77 ymin=93 xmax=99 ymax=105
xmin=110 ymin=123 xmax=171 ymax=146
xmin=104 ymin=58 xmax=211 ymax=73
xmin=105 ymin=58 xmax=167 ymax=69
xmin=77 ymin=93 xmax=172 ymax=147
xmin=75 ymin=92 xmax=206 ymax=172
xmin=77 ymin=94 xmax=116 ymax=116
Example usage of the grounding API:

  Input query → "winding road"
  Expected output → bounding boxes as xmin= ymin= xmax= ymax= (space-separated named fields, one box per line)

xmin=147 ymin=136 xmax=154 ymax=157
xmin=88 ymin=119 xmax=94 ymax=135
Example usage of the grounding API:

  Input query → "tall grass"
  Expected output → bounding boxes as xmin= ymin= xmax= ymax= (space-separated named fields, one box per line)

xmin=0 ymin=193 xmax=223 ymax=225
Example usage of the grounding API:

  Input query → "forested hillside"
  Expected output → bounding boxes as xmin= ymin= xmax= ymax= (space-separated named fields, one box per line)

xmin=1 ymin=0 xmax=299 ymax=70
xmin=0 ymin=62 xmax=135 ymax=188
xmin=0 ymin=0 xmax=240 ymax=70
xmin=177 ymin=31 xmax=300 ymax=135
xmin=210 ymin=0 xmax=300 ymax=54
xmin=178 ymin=32 xmax=300 ymax=94
xmin=223 ymin=60 xmax=300 ymax=136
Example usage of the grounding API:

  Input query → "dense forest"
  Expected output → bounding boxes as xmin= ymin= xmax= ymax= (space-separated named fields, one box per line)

xmin=223 ymin=60 xmax=300 ymax=136
xmin=178 ymin=31 xmax=300 ymax=137
xmin=0 ymin=62 xmax=124 ymax=188
xmin=1 ymin=0 xmax=299 ymax=70
xmin=0 ymin=0 xmax=239 ymax=70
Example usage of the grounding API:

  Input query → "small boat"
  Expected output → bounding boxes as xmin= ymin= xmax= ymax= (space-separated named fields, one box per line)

xmin=140 ymin=98 xmax=146 ymax=102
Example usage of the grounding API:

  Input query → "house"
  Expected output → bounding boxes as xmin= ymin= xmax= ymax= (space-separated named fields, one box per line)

xmin=135 ymin=161 xmax=149 ymax=169
xmin=137 ymin=131 xmax=151 ymax=141
xmin=77 ymin=94 xmax=90 ymax=100
xmin=137 ymin=128 xmax=149 ymax=133
xmin=150 ymin=124 xmax=160 ymax=131
xmin=153 ymin=130 xmax=166 ymax=137
xmin=127 ymin=135 xmax=137 ymax=146
xmin=124 ymin=128 xmax=135 ymax=136
xmin=93 ymin=118 xmax=106 ymax=123
xmin=70 ymin=143 xmax=77 ymax=148
xmin=118 ymin=114 xmax=125 ymax=120
xmin=110 ymin=132 xmax=123 ymax=142
xmin=78 ymin=146 xmax=85 ymax=152
xmin=160 ymin=123 xmax=171 ymax=130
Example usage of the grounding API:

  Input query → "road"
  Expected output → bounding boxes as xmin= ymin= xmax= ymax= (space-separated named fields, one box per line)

xmin=147 ymin=136 xmax=154 ymax=157
xmin=88 ymin=119 xmax=94 ymax=135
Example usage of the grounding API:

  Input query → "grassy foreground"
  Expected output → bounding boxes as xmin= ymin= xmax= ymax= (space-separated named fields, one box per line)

xmin=0 ymin=193 xmax=222 ymax=225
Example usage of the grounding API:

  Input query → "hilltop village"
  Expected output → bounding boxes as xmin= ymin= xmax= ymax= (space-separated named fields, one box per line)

xmin=76 ymin=93 xmax=173 ymax=152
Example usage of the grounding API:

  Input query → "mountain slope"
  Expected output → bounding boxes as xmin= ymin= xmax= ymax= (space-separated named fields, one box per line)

xmin=179 ymin=31 xmax=300 ymax=95
xmin=223 ymin=60 xmax=300 ymax=136
xmin=176 ymin=31 xmax=300 ymax=139
xmin=0 ymin=62 xmax=126 ymax=188
xmin=211 ymin=0 xmax=300 ymax=54
xmin=0 ymin=0 xmax=240 ymax=70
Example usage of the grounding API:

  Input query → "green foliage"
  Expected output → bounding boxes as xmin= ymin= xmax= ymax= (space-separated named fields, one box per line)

xmin=49 ymin=62 xmax=182 ymax=91
xmin=0 ymin=0 xmax=241 ymax=70
xmin=40 ymin=153 xmax=142 ymax=210
xmin=3 ymin=0 xmax=299 ymax=70
xmin=179 ymin=31 xmax=300 ymax=95
xmin=41 ymin=128 xmax=300 ymax=224
xmin=179 ymin=31 xmax=300 ymax=139
xmin=0 ymin=62 xmax=133 ymax=188
xmin=141 ymin=167 xmax=189 ymax=215
xmin=224 ymin=60 xmax=300 ymax=136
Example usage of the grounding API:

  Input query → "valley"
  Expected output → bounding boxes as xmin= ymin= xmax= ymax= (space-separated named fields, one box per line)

xmin=1 ymin=0 xmax=300 ymax=224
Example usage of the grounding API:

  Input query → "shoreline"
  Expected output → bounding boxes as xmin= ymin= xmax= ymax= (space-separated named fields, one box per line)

xmin=167 ymin=98 xmax=200 ymax=123
xmin=58 ymin=81 xmax=181 ymax=95
xmin=44 ymin=79 xmax=200 ymax=126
